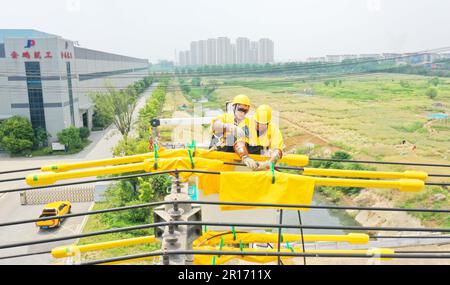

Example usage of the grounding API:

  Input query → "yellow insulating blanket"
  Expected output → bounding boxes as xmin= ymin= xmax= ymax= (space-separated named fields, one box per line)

xmin=219 ymin=171 xmax=315 ymax=211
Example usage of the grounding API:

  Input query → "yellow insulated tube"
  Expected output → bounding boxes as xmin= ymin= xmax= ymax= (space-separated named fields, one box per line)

xmin=97 ymin=248 xmax=395 ymax=265
xmin=27 ymin=162 xmax=146 ymax=186
xmin=193 ymin=247 xmax=395 ymax=265
xmin=194 ymin=232 xmax=369 ymax=246
xmin=40 ymin=149 xmax=310 ymax=173
xmin=51 ymin=236 xmax=158 ymax=259
xmin=26 ymin=159 xmax=425 ymax=192
xmin=41 ymin=153 xmax=152 ymax=173
xmin=314 ymin=177 xmax=424 ymax=192
xmin=303 ymin=168 xmax=428 ymax=181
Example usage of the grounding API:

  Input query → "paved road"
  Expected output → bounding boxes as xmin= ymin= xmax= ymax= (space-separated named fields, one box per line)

xmin=0 ymin=84 xmax=157 ymax=264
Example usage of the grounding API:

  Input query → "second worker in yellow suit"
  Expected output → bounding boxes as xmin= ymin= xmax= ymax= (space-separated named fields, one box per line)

xmin=234 ymin=104 xmax=285 ymax=170
xmin=209 ymin=94 xmax=251 ymax=153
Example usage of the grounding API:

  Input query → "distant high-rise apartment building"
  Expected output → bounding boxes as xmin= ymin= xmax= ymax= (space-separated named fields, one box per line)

xmin=217 ymin=37 xmax=231 ymax=65
xmin=231 ymin=44 xmax=237 ymax=65
xmin=179 ymin=50 xmax=190 ymax=66
xmin=236 ymin=37 xmax=250 ymax=64
xmin=190 ymin=41 xmax=198 ymax=66
xmin=198 ymin=40 xmax=207 ymax=66
xmin=207 ymin=38 xmax=217 ymax=65
xmin=258 ymin=38 xmax=274 ymax=64
xmin=178 ymin=37 xmax=274 ymax=66
xmin=249 ymin=41 xmax=259 ymax=64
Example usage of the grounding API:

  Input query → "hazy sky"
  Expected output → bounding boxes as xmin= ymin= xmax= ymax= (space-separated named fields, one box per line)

xmin=1 ymin=0 xmax=449 ymax=62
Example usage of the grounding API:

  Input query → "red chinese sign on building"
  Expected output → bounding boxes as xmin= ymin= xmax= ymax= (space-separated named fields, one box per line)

xmin=60 ymin=51 xmax=73 ymax=59
xmin=9 ymin=51 xmax=62 ymax=60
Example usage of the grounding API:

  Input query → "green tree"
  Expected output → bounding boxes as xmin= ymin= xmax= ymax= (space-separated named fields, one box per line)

xmin=0 ymin=116 xmax=34 ymax=154
xmin=33 ymin=127 xmax=49 ymax=148
xmin=90 ymin=84 xmax=138 ymax=140
xmin=426 ymin=87 xmax=438 ymax=99
xmin=57 ymin=126 xmax=82 ymax=150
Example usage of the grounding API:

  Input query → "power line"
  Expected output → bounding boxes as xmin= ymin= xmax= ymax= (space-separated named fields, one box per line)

xmin=0 ymin=250 xmax=51 ymax=261
xmin=82 ymin=250 xmax=450 ymax=265
xmin=3 ymin=220 xmax=450 ymax=251
xmin=3 ymin=198 xmax=450 ymax=229
xmin=0 ymin=167 xmax=40 ymax=175
xmin=308 ymin=158 xmax=450 ymax=168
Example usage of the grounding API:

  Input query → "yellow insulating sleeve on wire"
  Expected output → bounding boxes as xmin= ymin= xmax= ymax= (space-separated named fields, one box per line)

xmin=38 ymin=149 xmax=309 ymax=174
xmin=51 ymin=236 xmax=158 ymax=259
xmin=200 ymin=150 xmax=309 ymax=167
xmin=194 ymin=232 xmax=369 ymax=246
xmin=403 ymin=171 xmax=428 ymax=181
xmin=40 ymin=153 xmax=152 ymax=173
xmin=26 ymin=162 xmax=146 ymax=186
xmin=192 ymin=247 xmax=395 ymax=265
xmin=397 ymin=179 xmax=426 ymax=192
xmin=314 ymin=177 xmax=424 ymax=192
xmin=303 ymin=168 xmax=428 ymax=181
xmin=278 ymin=154 xmax=309 ymax=167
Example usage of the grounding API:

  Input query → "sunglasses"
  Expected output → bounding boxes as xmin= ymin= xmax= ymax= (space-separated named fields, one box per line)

xmin=237 ymin=107 xmax=249 ymax=113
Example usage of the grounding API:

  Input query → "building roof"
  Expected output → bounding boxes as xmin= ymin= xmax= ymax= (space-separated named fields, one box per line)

xmin=0 ymin=29 xmax=58 ymax=43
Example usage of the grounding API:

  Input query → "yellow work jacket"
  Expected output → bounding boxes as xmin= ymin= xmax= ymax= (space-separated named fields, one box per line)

xmin=238 ymin=119 xmax=285 ymax=155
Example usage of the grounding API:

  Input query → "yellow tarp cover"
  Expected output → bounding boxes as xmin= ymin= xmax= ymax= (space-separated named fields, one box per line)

xmin=219 ymin=171 xmax=315 ymax=211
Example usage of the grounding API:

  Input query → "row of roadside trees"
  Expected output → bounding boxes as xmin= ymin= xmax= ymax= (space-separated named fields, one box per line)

xmin=100 ymin=78 xmax=171 ymax=228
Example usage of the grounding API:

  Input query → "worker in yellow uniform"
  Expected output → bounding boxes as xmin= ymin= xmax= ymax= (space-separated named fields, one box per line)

xmin=234 ymin=104 xmax=285 ymax=170
xmin=209 ymin=94 xmax=251 ymax=153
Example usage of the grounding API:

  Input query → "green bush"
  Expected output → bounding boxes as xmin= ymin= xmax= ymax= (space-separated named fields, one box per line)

xmin=57 ymin=126 xmax=82 ymax=150
xmin=426 ymin=87 xmax=438 ymax=99
xmin=33 ymin=127 xmax=49 ymax=148
xmin=0 ymin=116 xmax=34 ymax=154
xmin=79 ymin=127 xmax=91 ymax=140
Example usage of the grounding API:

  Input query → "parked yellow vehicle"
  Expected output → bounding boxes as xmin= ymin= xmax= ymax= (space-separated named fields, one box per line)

xmin=36 ymin=201 xmax=72 ymax=229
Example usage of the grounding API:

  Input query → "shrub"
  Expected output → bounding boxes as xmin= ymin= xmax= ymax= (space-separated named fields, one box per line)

xmin=79 ymin=127 xmax=91 ymax=140
xmin=57 ymin=126 xmax=82 ymax=150
xmin=426 ymin=87 xmax=438 ymax=99
xmin=33 ymin=127 xmax=49 ymax=148
xmin=0 ymin=116 xmax=34 ymax=154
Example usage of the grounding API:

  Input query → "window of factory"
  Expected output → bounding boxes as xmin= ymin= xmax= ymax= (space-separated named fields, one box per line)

xmin=25 ymin=61 xmax=46 ymax=131
xmin=66 ymin=62 xmax=75 ymax=126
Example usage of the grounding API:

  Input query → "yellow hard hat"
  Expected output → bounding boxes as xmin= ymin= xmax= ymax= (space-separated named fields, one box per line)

xmin=232 ymin=94 xmax=251 ymax=107
xmin=254 ymin=104 xmax=272 ymax=124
